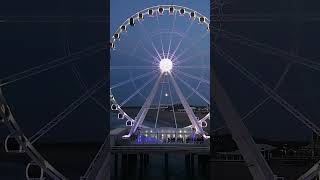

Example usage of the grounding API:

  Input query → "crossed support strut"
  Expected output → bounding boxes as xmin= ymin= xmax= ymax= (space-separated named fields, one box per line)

xmin=123 ymin=74 xmax=163 ymax=138
xmin=297 ymin=159 xmax=320 ymax=180
xmin=123 ymin=72 xmax=208 ymax=139
xmin=168 ymin=73 xmax=208 ymax=138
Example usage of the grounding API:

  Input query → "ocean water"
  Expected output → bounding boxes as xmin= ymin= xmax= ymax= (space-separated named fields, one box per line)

xmin=111 ymin=153 xmax=208 ymax=180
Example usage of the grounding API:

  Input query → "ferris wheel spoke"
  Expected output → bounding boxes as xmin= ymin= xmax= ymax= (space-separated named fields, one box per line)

xmin=110 ymin=66 xmax=158 ymax=70
xmin=239 ymin=62 xmax=293 ymax=121
xmin=0 ymin=42 xmax=107 ymax=87
xmin=160 ymin=37 xmax=165 ymax=59
xmin=175 ymin=65 xmax=209 ymax=69
xmin=128 ymin=71 xmax=148 ymax=100
xmin=168 ymin=76 xmax=178 ymax=129
xmin=212 ymin=27 xmax=320 ymax=72
xmin=213 ymin=51 xmax=292 ymax=133
xmin=115 ymin=43 xmax=157 ymax=65
xmin=213 ymin=62 xmax=290 ymax=133
xmin=214 ymin=44 xmax=320 ymax=136
xmin=155 ymin=83 xmax=164 ymax=128
xmin=274 ymin=62 xmax=292 ymax=89
xmin=71 ymin=65 xmax=108 ymax=112
xmin=29 ymin=77 xmax=106 ymax=144
xmin=117 ymin=38 xmax=157 ymax=63
xmin=137 ymin=19 xmax=163 ymax=60
xmin=173 ymin=51 xmax=208 ymax=65
xmin=119 ymin=74 xmax=157 ymax=107
xmin=173 ymin=73 xmax=210 ymax=104
xmin=174 ymin=32 xmax=209 ymax=62
xmin=185 ymin=75 xmax=203 ymax=101
xmin=167 ymin=11 xmax=178 ymax=59
xmin=170 ymin=20 xmax=195 ymax=59
xmin=111 ymin=70 xmax=157 ymax=90
xmin=155 ymin=12 xmax=165 ymax=58
xmin=175 ymin=69 xmax=210 ymax=84
xmin=139 ymin=41 xmax=160 ymax=62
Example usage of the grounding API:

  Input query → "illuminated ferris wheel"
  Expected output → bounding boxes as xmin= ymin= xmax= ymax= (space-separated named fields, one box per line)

xmin=109 ymin=5 xmax=211 ymax=140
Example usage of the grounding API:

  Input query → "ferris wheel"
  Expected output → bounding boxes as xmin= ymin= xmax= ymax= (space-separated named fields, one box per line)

xmin=109 ymin=5 xmax=211 ymax=140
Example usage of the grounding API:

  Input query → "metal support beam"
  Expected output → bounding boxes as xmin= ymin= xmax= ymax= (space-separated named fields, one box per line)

xmin=169 ymin=73 xmax=208 ymax=138
xmin=297 ymin=160 xmax=320 ymax=180
xmin=80 ymin=135 xmax=110 ymax=180
xmin=213 ymin=76 xmax=275 ymax=180
xmin=123 ymin=74 xmax=163 ymax=138
xmin=184 ymin=114 xmax=210 ymax=128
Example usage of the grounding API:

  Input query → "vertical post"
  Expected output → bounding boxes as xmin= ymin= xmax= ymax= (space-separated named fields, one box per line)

xmin=143 ymin=153 xmax=148 ymax=167
xmin=175 ymin=131 xmax=177 ymax=143
xmin=128 ymin=154 xmax=137 ymax=177
xmin=121 ymin=153 xmax=128 ymax=180
xmin=185 ymin=153 xmax=191 ymax=175
xmin=114 ymin=153 xmax=118 ymax=178
xmin=139 ymin=153 xmax=144 ymax=178
xmin=164 ymin=153 xmax=169 ymax=180
xmin=198 ymin=154 xmax=207 ymax=176
xmin=190 ymin=153 xmax=195 ymax=176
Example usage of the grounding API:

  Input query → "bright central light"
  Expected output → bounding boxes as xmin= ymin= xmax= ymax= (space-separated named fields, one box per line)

xmin=159 ymin=58 xmax=173 ymax=72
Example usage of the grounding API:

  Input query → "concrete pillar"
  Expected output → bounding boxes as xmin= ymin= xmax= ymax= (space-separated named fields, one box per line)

xmin=143 ymin=153 xmax=149 ymax=167
xmin=139 ymin=153 xmax=144 ymax=176
xmin=199 ymin=155 xmax=209 ymax=176
xmin=190 ymin=153 xmax=195 ymax=176
xmin=114 ymin=153 xmax=118 ymax=178
xmin=128 ymin=154 xmax=137 ymax=177
xmin=164 ymin=153 xmax=169 ymax=180
xmin=185 ymin=153 xmax=191 ymax=175
xmin=121 ymin=153 xmax=128 ymax=180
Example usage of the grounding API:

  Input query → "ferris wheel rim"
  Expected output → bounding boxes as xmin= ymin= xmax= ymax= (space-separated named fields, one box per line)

xmin=110 ymin=5 xmax=210 ymax=49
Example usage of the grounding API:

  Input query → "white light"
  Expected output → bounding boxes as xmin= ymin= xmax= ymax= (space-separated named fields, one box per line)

xmin=159 ymin=58 xmax=173 ymax=72
xmin=165 ymin=93 xmax=168 ymax=97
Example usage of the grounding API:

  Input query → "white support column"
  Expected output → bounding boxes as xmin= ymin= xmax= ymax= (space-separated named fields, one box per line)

xmin=297 ymin=160 xmax=320 ymax=180
xmin=123 ymin=73 xmax=163 ymax=138
xmin=213 ymin=76 xmax=275 ymax=180
xmin=168 ymin=73 xmax=207 ymax=137
xmin=183 ymin=113 xmax=210 ymax=128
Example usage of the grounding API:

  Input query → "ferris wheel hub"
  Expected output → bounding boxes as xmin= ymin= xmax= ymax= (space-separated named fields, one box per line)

xmin=159 ymin=58 xmax=173 ymax=72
